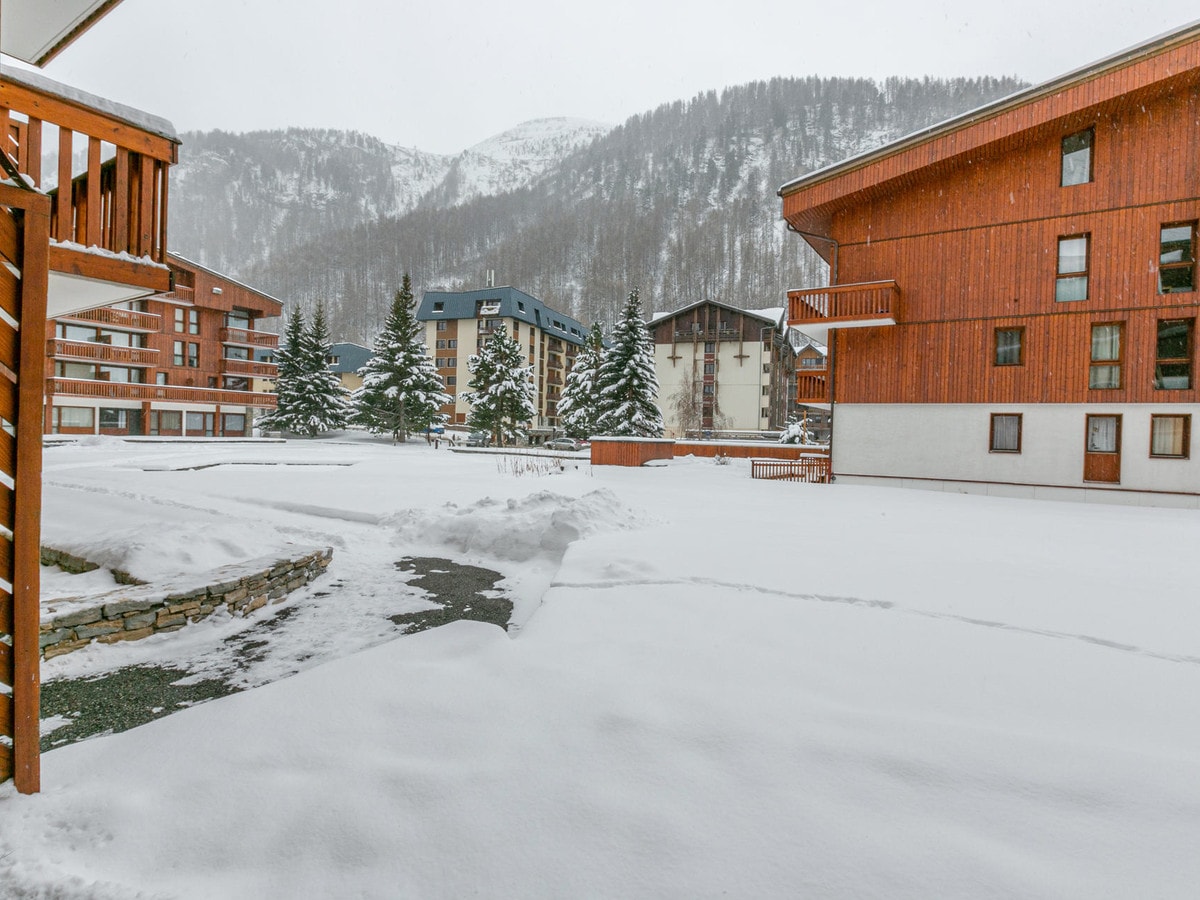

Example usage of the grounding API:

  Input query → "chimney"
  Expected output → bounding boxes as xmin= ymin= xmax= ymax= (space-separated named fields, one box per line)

xmin=486 ymin=270 xmax=495 ymax=288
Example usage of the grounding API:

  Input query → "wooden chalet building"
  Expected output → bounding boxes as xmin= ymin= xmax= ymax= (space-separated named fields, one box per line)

xmin=781 ymin=22 xmax=1200 ymax=504
xmin=2 ymin=0 xmax=176 ymax=792
xmin=416 ymin=286 xmax=586 ymax=434
xmin=45 ymin=253 xmax=281 ymax=437
xmin=649 ymin=300 xmax=797 ymax=436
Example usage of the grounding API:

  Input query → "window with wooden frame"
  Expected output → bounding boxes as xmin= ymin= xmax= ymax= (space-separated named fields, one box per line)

xmin=188 ymin=309 xmax=200 ymax=335
xmin=1150 ymin=414 xmax=1190 ymax=458
xmin=1056 ymin=234 xmax=1090 ymax=302
xmin=994 ymin=327 xmax=1025 ymax=366
xmin=1088 ymin=322 xmax=1123 ymax=389
xmin=173 ymin=340 xmax=185 ymax=366
xmin=1155 ymin=318 xmax=1193 ymax=390
xmin=436 ymin=320 xmax=447 ymax=331
xmin=1158 ymin=222 xmax=1196 ymax=293
xmin=990 ymin=414 xmax=1022 ymax=452
xmin=1061 ymin=129 xmax=1093 ymax=186
xmin=174 ymin=308 xmax=185 ymax=332
xmin=187 ymin=342 xmax=200 ymax=368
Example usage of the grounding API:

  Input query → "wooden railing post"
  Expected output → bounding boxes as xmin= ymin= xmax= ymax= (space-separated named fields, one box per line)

xmin=0 ymin=182 xmax=49 ymax=794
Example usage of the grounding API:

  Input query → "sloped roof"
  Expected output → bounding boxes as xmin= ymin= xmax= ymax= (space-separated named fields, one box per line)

xmin=417 ymin=286 xmax=587 ymax=346
xmin=649 ymin=298 xmax=785 ymax=329
xmin=779 ymin=19 xmax=1200 ymax=255
xmin=166 ymin=253 xmax=283 ymax=314
xmin=327 ymin=342 xmax=373 ymax=374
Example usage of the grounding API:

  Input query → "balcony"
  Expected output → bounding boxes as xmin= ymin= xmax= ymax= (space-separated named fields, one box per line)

xmin=57 ymin=306 xmax=161 ymax=332
xmin=787 ymin=280 xmax=900 ymax=345
xmin=794 ymin=370 xmax=831 ymax=408
xmin=220 ymin=357 xmax=278 ymax=378
xmin=673 ymin=327 xmax=743 ymax=342
xmin=46 ymin=378 xmax=278 ymax=409
xmin=220 ymin=327 xmax=279 ymax=349
xmin=47 ymin=339 xmax=158 ymax=366
xmin=2 ymin=67 xmax=178 ymax=317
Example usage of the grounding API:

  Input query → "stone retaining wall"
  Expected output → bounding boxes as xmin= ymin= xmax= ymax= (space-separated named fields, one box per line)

xmin=39 ymin=547 xmax=333 ymax=659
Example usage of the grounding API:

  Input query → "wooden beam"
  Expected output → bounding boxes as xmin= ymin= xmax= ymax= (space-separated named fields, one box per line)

xmin=0 ymin=691 xmax=10 ymax=737
xmin=0 ymin=589 xmax=10 ymax=634
xmin=113 ymin=148 xmax=130 ymax=253
xmin=48 ymin=243 xmax=171 ymax=293
xmin=0 ymin=640 xmax=11 ymax=688
xmin=12 ymin=188 xmax=50 ymax=795
xmin=0 ymin=77 xmax=176 ymax=162
xmin=85 ymin=137 xmax=101 ymax=247
xmin=137 ymin=155 xmax=154 ymax=258
xmin=0 ymin=743 xmax=11 ymax=782
xmin=25 ymin=119 xmax=42 ymax=188
xmin=55 ymin=128 xmax=73 ymax=242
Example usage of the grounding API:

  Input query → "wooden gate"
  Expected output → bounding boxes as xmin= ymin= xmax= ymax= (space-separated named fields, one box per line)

xmin=0 ymin=182 xmax=49 ymax=794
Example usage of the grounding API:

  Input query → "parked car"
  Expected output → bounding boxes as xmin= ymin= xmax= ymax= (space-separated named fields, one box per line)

xmin=544 ymin=437 xmax=589 ymax=452
xmin=466 ymin=431 xmax=492 ymax=447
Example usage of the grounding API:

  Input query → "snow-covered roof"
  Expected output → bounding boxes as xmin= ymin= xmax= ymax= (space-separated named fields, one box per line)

xmin=648 ymin=298 xmax=785 ymax=329
xmin=417 ymin=286 xmax=587 ymax=346
xmin=1 ymin=64 xmax=177 ymax=143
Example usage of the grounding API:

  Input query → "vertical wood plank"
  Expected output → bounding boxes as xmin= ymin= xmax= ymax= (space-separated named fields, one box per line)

xmin=85 ymin=136 xmax=101 ymax=246
xmin=56 ymin=128 xmax=73 ymax=242
xmin=113 ymin=147 xmax=130 ymax=253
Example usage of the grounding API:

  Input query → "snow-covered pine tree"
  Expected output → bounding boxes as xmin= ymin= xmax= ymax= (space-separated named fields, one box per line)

xmin=352 ymin=274 xmax=451 ymax=442
xmin=256 ymin=307 xmax=307 ymax=435
xmin=262 ymin=301 xmax=350 ymax=436
xmin=594 ymin=289 xmax=663 ymax=437
xmin=463 ymin=324 xmax=536 ymax=445
xmin=557 ymin=321 xmax=605 ymax=439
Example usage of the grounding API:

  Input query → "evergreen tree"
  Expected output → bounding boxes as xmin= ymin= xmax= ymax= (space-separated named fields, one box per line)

xmin=257 ymin=308 xmax=307 ymax=434
xmin=262 ymin=302 xmax=350 ymax=435
xmin=353 ymin=274 xmax=451 ymax=442
xmin=594 ymin=289 xmax=663 ymax=437
xmin=557 ymin=322 xmax=605 ymax=438
xmin=294 ymin=301 xmax=352 ymax=434
xmin=463 ymin=324 xmax=536 ymax=445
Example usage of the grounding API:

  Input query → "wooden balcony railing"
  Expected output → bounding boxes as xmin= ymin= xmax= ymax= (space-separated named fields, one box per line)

xmin=220 ymin=358 xmax=278 ymax=377
xmin=1 ymin=69 xmax=177 ymax=292
xmin=47 ymin=339 xmax=158 ymax=366
xmin=794 ymin=371 xmax=830 ymax=405
xmin=59 ymin=306 xmax=161 ymax=331
xmin=788 ymin=280 xmax=900 ymax=326
xmin=171 ymin=285 xmax=195 ymax=302
xmin=46 ymin=378 xmax=278 ymax=408
xmin=220 ymin=327 xmax=279 ymax=349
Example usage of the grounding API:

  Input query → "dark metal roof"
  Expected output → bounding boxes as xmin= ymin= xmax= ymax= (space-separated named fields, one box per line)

xmin=417 ymin=286 xmax=587 ymax=345
xmin=327 ymin=342 xmax=373 ymax=374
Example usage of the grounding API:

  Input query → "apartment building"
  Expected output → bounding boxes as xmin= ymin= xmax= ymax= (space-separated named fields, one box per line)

xmin=45 ymin=253 xmax=281 ymax=437
xmin=649 ymin=300 xmax=798 ymax=436
xmin=416 ymin=287 xmax=587 ymax=433
xmin=781 ymin=22 xmax=1200 ymax=504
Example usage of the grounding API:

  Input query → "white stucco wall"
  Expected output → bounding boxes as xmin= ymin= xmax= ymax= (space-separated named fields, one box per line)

xmin=833 ymin=403 xmax=1200 ymax=495
xmin=656 ymin=342 xmax=770 ymax=434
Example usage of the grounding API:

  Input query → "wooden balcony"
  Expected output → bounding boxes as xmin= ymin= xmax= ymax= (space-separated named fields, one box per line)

xmin=1 ymin=68 xmax=178 ymax=317
xmin=59 ymin=306 xmax=161 ymax=332
xmin=47 ymin=339 xmax=158 ymax=366
xmin=220 ymin=327 xmax=279 ymax=349
xmin=46 ymin=378 xmax=278 ymax=409
xmin=220 ymin=357 xmax=278 ymax=378
xmin=794 ymin=370 xmax=831 ymax=406
xmin=787 ymin=280 xmax=900 ymax=344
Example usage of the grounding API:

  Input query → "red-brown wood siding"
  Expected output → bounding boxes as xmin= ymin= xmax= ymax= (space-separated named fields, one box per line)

xmin=796 ymin=79 xmax=1200 ymax=407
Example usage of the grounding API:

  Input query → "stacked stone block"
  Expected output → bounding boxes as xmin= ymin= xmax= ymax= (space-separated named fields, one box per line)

xmin=39 ymin=548 xmax=333 ymax=659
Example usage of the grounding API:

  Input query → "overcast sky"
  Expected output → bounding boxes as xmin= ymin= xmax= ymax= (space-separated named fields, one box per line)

xmin=30 ymin=1 xmax=1200 ymax=155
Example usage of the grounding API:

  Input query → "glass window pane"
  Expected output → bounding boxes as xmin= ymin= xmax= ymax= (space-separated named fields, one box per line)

xmin=1154 ymin=362 xmax=1190 ymax=390
xmin=1087 ymin=416 xmax=1118 ymax=452
xmin=1091 ymin=325 xmax=1120 ymax=361
xmin=1159 ymin=264 xmax=1194 ymax=293
xmin=995 ymin=329 xmax=1022 ymax=365
xmin=1061 ymin=131 xmax=1092 ymax=186
xmin=1089 ymin=365 xmax=1121 ymax=389
xmin=1160 ymin=226 xmax=1193 ymax=264
xmin=1056 ymin=276 xmax=1088 ymax=302
xmin=1151 ymin=417 xmax=1188 ymax=457
xmin=1058 ymin=237 xmax=1088 ymax=274
xmin=991 ymin=415 xmax=1020 ymax=451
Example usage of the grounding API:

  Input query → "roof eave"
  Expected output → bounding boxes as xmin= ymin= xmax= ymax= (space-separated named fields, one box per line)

xmin=778 ymin=17 xmax=1200 ymax=200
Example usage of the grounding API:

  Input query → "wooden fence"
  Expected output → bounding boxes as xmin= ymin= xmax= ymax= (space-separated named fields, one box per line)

xmin=750 ymin=456 xmax=831 ymax=484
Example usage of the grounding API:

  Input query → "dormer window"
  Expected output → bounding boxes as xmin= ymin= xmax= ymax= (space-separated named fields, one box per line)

xmin=432 ymin=302 xmax=444 ymax=313
xmin=1061 ymin=129 xmax=1093 ymax=186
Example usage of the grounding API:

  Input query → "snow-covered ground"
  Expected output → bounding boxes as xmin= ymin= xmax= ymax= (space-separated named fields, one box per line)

xmin=3 ymin=434 xmax=1199 ymax=898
